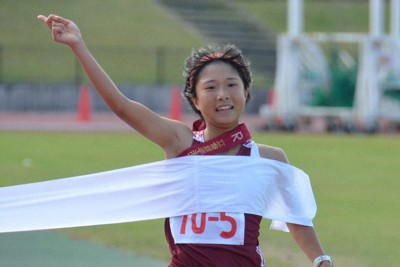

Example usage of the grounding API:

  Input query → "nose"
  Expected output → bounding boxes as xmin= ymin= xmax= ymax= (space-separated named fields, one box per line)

xmin=217 ymin=87 xmax=229 ymax=100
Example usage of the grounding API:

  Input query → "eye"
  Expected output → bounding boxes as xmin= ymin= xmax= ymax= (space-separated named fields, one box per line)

xmin=228 ymin=83 xmax=238 ymax=87
xmin=205 ymin=85 xmax=216 ymax=90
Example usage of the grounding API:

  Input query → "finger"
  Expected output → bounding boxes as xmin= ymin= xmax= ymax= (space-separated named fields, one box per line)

xmin=37 ymin=15 xmax=47 ymax=22
xmin=52 ymin=30 xmax=64 ymax=41
xmin=51 ymin=24 xmax=66 ymax=40
xmin=46 ymin=14 xmax=71 ymax=26
xmin=37 ymin=15 xmax=52 ymax=29
xmin=38 ymin=14 xmax=71 ymax=29
xmin=51 ymin=22 xmax=65 ymax=29
xmin=52 ymin=25 xmax=65 ymax=34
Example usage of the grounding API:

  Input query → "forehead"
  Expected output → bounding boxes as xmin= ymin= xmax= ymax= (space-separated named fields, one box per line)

xmin=197 ymin=61 xmax=240 ymax=82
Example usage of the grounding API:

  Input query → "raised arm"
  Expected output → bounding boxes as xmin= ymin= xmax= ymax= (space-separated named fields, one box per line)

xmin=38 ymin=15 xmax=192 ymax=157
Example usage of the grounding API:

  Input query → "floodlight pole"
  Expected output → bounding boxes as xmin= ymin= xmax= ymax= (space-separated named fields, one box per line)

xmin=288 ymin=0 xmax=303 ymax=37
xmin=355 ymin=0 xmax=385 ymax=131
xmin=273 ymin=0 xmax=304 ymax=128
xmin=391 ymin=0 xmax=400 ymax=39
xmin=370 ymin=0 xmax=385 ymax=37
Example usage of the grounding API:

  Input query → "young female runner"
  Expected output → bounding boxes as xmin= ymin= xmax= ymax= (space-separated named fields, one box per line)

xmin=38 ymin=14 xmax=332 ymax=267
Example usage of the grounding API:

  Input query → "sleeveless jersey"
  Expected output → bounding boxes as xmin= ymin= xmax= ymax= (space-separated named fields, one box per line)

xmin=164 ymin=130 xmax=265 ymax=267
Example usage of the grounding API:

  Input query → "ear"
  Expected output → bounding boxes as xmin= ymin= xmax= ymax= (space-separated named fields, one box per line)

xmin=244 ymin=89 xmax=249 ymax=100
xmin=191 ymin=97 xmax=200 ymax=110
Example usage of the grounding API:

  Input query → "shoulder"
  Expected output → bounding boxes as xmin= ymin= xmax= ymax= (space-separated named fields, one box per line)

xmin=256 ymin=143 xmax=289 ymax=164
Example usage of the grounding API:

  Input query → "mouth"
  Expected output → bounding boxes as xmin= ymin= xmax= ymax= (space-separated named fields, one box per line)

xmin=216 ymin=105 xmax=233 ymax=112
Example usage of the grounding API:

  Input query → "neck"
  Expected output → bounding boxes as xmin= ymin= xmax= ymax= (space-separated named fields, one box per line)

xmin=204 ymin=126 xmax=236 ymax=141
xmin=178 ymin=121 xmax=251 ymax=157
xmin=201 ymin=121 xmax=241 ymax=141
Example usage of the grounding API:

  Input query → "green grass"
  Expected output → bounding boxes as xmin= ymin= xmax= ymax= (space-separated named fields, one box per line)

xmin=0 ymin=0 xmax=382 ymax=86
xmin=239 ymin=0 xmax=389 ymax=34
xmin=1 ymin=132 xmax=399 ymax=266
xmin=254 ymin=133 xmax=400 ymax=266
xmin=0 ymin=0 xmax=202 ymax=84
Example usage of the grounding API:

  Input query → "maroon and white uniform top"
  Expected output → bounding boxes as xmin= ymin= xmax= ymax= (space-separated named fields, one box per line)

xmin=165 ymin=129 xmax=266 ymax=267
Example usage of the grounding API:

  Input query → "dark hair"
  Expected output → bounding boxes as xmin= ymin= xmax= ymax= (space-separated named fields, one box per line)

xmin=183 ymin=44 xmax=252 ymax=118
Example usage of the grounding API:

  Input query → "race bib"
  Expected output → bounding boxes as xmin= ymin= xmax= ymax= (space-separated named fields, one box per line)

xmin=170 ymin=212 xmax=245 ymax=245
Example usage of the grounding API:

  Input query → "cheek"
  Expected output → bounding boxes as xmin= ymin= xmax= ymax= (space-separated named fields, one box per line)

xmin=234 ymin=89 xmax=248 ymax=102
xmin=193 ymin=92 xmax=212 ymax=107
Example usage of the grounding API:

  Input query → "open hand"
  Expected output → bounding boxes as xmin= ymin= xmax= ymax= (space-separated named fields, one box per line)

xmin=38 ymin=14 xmax=82 ymax=47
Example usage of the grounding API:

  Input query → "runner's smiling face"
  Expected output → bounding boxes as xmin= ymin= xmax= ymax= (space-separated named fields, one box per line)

xmin=192 ymin=61 xmax=248 ymax=128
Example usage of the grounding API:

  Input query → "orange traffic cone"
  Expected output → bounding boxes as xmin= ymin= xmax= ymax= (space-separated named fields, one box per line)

xmin=169 ymin=87 xmax=182 ymax=121
xmin=77 ymin=85 xmax=92 ymax=122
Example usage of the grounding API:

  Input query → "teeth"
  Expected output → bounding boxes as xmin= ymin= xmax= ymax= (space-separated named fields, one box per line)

xmin=217 ymin=106 xmax=232 ymax=111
